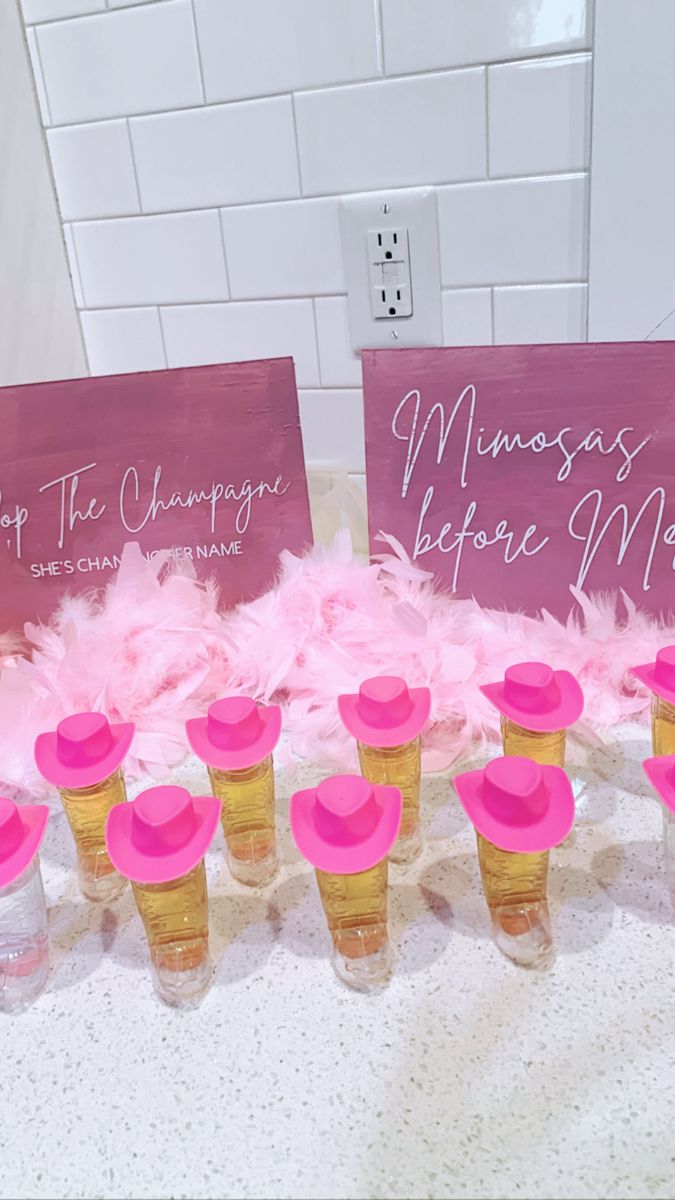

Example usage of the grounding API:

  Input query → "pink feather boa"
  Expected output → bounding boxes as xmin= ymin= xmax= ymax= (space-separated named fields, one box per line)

xmin=0 ymin=533 xmax=666 ymax=801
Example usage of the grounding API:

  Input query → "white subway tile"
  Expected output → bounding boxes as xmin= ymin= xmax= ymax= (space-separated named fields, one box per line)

xmin=22 ymin=0 xmax=105 ymax=20
xmin=193 ymin=0 xmax=379 ymax=103
xmin=314 ymin=297 xmax=362 ymax=387
xmin=381 ymin=0 xmax=591 ymax=75
xmin=73 ymin=211 xmax=228 ymax=307
xmin=80 ymin=307 xmax=166 ymax=374
xmin=160 ymin=300 xmax=320 ymax=386
xmin=295 ymin=71 xmax=486 ymax=196
xmin=25 ymin=27 xmax=50 ymax=126
xmin=130 ymin=99 xmax=299 ymax=213
xmin=442 ymin=289 xmax=492 ymax=346
xmin=220 ymin=200 xmax=343 ymax=299
xmin=493 ymin=283 xmax=588 ymax=344
xmin=489 ymin=54 xmax=591 ymax=178
xmin=36 ymin=0 xmax=202 ymax=125
xmin=438 ymin=175 xmax=588 ymax=286
xmin=63 ymin=224 xmax=85 ymax=307
xmin=47 ymin=120 xmax=139 ymax=220
xmin=299 ymin=390 xmax=365 ymax=472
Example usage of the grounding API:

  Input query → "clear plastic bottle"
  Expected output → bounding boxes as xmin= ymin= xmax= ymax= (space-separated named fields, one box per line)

xmin=58 ymin=768 xmax=128 ymax=902
xmin=476 ymin=831 xmax=553 ymax=969
xmin=131 ymin=861 xmax=211 ymax=1007
xmin=0 ymin=857 xmax=49 ymax=1013
xmin=207 ymin=755 xmax=278 ymax=886
xmin=315 ymin=857 xmax=392 ymax=991
xmin=357 ymin=736 xmax=421 ymax=864
xmin=501 ymin=716 xmax=566 ymax=767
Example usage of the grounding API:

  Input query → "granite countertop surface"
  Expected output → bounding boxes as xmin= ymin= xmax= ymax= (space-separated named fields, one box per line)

xmin=2 ymin=723 xmax=674 ymax=1200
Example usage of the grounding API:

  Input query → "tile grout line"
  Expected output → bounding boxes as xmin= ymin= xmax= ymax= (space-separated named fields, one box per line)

xmin=310 ymin=298 xmax=324 ymax=387
xmin=156 ymin=306 xmax=169 ymax=368
xmin=484 ymin=63 xmax=490 ymax=178
xmin=125 ymin=118 xmax=144 ymax=212
xmin=374 ymin=0 xmax=385 ymax=75
xmin=31 ymin=25 xmax=53 ymax=127
xmin=585 ymin=4 xmax=597 ymax=342
xmin=289 ymin=93 xmax=305 ymax=198
xmin=187 ymin=0 xmax=207 ymax=105
xmin=216 ymin=210 xmax=232 ymax=299
xmin=489 ymin=286 xmax=495 ymax=343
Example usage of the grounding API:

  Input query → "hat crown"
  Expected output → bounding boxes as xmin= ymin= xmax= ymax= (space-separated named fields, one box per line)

xmin=503 ymin=662 xmax=560 ymax=716
xmin=357 ymin=675 xmax=413 ymax=729
xmin=130 ymin=786 xmax=198 ymax=857
xmin=483 ymin=757 xmax=548 ymax=826
xmin=314 ymin=775 xmax=379 ymax=845
xmin=655 ymin=646 xmax=675 ymax=690
xmin=56 ymin=712 xmax=114 ymax=767
xmin=0 ymin=797 xmax=24 ymax=863
xmin=206 ymin=697 xmax=263 ymax=752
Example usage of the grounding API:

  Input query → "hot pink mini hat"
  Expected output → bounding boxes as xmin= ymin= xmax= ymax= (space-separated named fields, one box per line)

xmin=290 ymin=774 xmax=402 ymax=874
xmin=480 ymin=661 xmax=584 ymax=733
xmin=105 ymin=785 xmax=220 ymax=885
xmin=0 ymin=797 xmax=49 ymax=888
xmin=631 ymin=646 xmax=675 ymax=705
xmin=454 ymin=756 xmax=575 ymax=853
xmin=186 ymin=697 xmax=281 ymax=771
xmin=35 ymin=712 xmax=135 ymax=790
xmin=643 ymin=756 xmax=675 ymax=814
xmin=338 ymin=675 xmax=431 ymax=748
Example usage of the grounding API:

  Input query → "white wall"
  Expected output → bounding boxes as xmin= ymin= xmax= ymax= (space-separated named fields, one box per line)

xmin=21 ymin=0 xmax=593 ymax=469
xmin=0 ymin=0 xmax=85 ymax=386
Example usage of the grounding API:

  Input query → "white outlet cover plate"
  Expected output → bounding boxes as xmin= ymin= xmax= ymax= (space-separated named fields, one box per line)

xmin=339 ymin=187 xmax=443 ymax=353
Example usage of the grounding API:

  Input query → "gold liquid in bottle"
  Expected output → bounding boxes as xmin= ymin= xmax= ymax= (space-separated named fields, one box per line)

xmin=651 ymin=695 xmax=675 ymax=756
xmin=358 ymin=736 xmax=420 ymax=863
xmin=58 ymin=767 xmax=128 ymax=901
xmin=476 ymin=831 xmax=553 ymax=968
xmin=500 ymin=715 xmax=566 ymax=767
xmin=131 ymin=860 xmax=211 ymax=1006
xmin=315 ymin=857 xmax=391 ymax=990
xmin=208 ymin=754 xmax=277 ymax=886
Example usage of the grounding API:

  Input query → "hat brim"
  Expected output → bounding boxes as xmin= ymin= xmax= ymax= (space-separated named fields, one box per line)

xmin=185 ymin=706 xmax=281 ymax=770
xmin=105 ymin=795 xmax=221 ymax=884
xmin=631 ymin=663 xmax=675 ymax=706
xmin=454 ymin=765 xmax=575 ymax=853
xmin=338 ymin=688 xmax=431 ymax=748
xmin=290 ymin=784 xmax=402 ymax=874
xmin=34 ymin=722 xmax=135 ymax=789
xmin=643 ymin=756 xmax=675 ymax=813
xmin=479 ymin=671 xmax=584 ymax=733
xmin=0 ymin=805 xmax=49 ymax=888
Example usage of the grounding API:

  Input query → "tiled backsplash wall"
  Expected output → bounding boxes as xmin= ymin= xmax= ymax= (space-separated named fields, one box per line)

xmin=21 ymin=0 xmax=593 ymax=471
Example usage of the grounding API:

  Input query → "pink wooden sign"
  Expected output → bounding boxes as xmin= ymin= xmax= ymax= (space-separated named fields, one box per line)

xmin=0 ymin=358 xmax=311 ymax=632
xmin=363 ymin=343 xmax=675 ymax=618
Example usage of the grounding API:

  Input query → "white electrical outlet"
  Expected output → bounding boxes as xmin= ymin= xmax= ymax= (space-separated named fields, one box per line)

xmin=339 ymin=188 xmax=442 ymax=352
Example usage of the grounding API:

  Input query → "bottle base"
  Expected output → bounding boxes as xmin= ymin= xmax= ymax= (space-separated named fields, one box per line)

xmin=389 ymin=824 xmax=422 ymax=866
xmin=227 ymin=846 xmax=278 ymax=888
xmin=151 ymin=951 xmax=212 ymax=1007
xmin=78 ymin=869 xmax=128 ymax=903
xmin=0 ymin=940 xmax=49 ymax=1013
xmin=491 ymin=904 xmax=554 ymax=969
xmin=331 ymin=927 xmax=393 ymax=992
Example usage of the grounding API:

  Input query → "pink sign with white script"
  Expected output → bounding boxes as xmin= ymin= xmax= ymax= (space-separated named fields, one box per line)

xmin=363 ymin=343 xmax=675 ymax=618
xmin=0 ymin=358 xmax=311 ymax=632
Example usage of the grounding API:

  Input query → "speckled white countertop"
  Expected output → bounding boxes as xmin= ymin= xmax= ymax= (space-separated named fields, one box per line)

xmin=2 ymin=723 xmax=674 ymax=1200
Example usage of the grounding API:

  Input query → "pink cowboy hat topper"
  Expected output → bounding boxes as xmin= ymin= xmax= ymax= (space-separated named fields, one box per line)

xmin=34 ymin=712 xmax=135 ymax=790
xmin=454 ymin=756 xmax=575 ymax=853
xmin=186 ymin=696 xmax=281 ymax=771
xmin=0 ymin=796 xmax=49 ymax=888
xmin=338 ymin=675 xmax=431 ymax=748
xmin=290 ymin=774 xmax=402 ymax=874
xmin=106 ymin=785 xmax=220 ymax=885
xmin=631 ymin=646 xmax=675 ymax=706
xmin=480 ymin=661 xmax=584 ymax=733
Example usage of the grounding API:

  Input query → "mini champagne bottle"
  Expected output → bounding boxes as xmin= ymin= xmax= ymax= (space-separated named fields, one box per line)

xmin=290 ymin=775 xmax=402 ymax=991
xmin=35 ymin=712 xmax=134 ymax=902
xmin=454 ymin=756 xmax=575 ymax=969
xmin=338 ymin=676 xmax=430 ymax=865
xmin=106 ymin=785 xmax=220 ymax=1006
xmin=481 ymin=662 xmax=583 ymax=770
xmin=631 ymin=647 xmax=675 ymax=756
xmin=187 ymin=697 xmax=281 ymax=887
